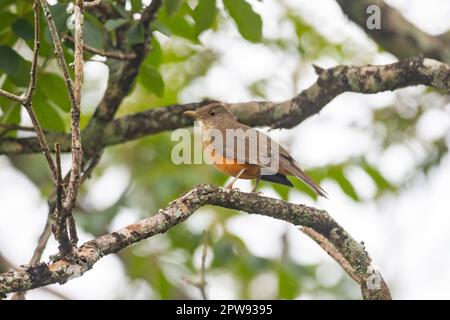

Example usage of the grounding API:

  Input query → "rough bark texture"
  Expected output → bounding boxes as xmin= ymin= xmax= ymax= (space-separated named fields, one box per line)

xmin=336 ymin=0 xmax=450 ymax=64
xmin=0 ymin=185 xmax=391 ymax=300
xmin=0 ymin=57 xmax=448 ymax=155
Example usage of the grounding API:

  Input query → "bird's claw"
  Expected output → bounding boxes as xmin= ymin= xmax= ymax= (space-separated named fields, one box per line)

xmin=224 ymin=186 xmax=240 ymax=192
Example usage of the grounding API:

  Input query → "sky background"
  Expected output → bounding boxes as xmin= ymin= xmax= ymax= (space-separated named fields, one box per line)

xmin=1 ymin=0 xmax=450 ymax=299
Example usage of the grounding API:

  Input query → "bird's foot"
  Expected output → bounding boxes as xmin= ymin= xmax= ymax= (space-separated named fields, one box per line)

xmin=224 ymin=183 xmax=241 ymax=192
xmin=224 ymin=186 xmax=240 ymax=192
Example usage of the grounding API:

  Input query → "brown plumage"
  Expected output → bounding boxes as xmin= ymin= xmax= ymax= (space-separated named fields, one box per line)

xmin=184 ymin=103 xmax=327 ymax=197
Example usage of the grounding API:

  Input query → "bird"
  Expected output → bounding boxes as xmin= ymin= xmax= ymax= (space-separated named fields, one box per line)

xmin=184 ymin=103 xmax=327 ymax=197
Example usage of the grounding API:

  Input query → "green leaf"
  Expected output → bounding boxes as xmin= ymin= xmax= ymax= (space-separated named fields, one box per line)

xmin=127 ymin=22 xmax=145 ymax=45
xmin=0 ymin=105 xmax=21 ymax=137
xmin=105 ymin=18 xmax=128 ymax=31
xmin=33 ymin=90 xmax=65 ymax=132
xmin=12 ymin=18 xmax=34 ymax=41
xmin=165 ymin=0 xmax=183 ymax=16
xmin=10 ymin=58 xmax=31 ymax=87
xmin=43 ymin=3 xmax=69 ymax=46
xmin=0 ymin=45 xmax=20 ymax=76
xmin=138 ymin=64 xmax=165 ymax=97
xmin=41 ymin=73 xmax=71 ymax=112
xmin=84 ymin=18 xmax=104 ymax=49
xmin=130 ymin=0 xmax=143 ymax=13
xmin=329 ymin=167 xmax=359 ymax=201
xmin=151 ymin=21 xmax=172 ymax=37
xmin=0 ymin=80 xmax=21 ymax=136
xmin=112 ymin=2 xmax=129 ymax=19
xmin=48 ymin=3 xmax=68 ymax=33
xmin=0 ymin=0 xmax=16 ymax=11
xmin=362 ymin=163 xmax=395 ymax=192
xmin=1 ymin=103 xmax=21 ymax=123
xmin=277 ymin=266 xmax=299 ymax=299
xmin=293 ymin=178 xmax=317 ymax=200
xmin=0 ymin=12 xmax=18 ymax=35
xmin=193 ymin=0 xmax=216 ymax=35
xmin=223 ymin=0 xmax=262 ymax=43
xmin=146 ymin=38 xmax=162 ymax=67
xmin=156 ymin=3 xmax=198 ymax=42
xmin=0 ymin=45 xmax=30 ymax=87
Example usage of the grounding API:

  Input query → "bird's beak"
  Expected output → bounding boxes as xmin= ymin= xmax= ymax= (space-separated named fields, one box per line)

xmin=184 ymin=110 xmax=198 ymax=119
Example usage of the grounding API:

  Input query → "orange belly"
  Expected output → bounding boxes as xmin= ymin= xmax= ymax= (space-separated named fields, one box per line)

xmin=214 ymin=160 xmax=260 ymax=179
xmin=206 ymin=147 xmax=260 ymax=179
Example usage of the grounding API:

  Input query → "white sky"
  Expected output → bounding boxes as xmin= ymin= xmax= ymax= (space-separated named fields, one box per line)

xmin=1 ymin=0 xmax=450 ymax=299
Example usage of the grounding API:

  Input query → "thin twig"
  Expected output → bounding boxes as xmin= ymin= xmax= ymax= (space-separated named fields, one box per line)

xmin=0 ymin=89 xmax=23 ymax=104
xmin=55 ymin=144 xmax=63 ymax=215
xmin=0 ymin=0 xmax=39 ymax=106
xmin=199 ymin=230 xmax=208 ymax=300
xmin=84 ymin=0 xmax=102 ymax=7
xmin=0 ymin=124 xmax=42 ymax=138
xmin=30 ymin=217 xmax=53 ymax=265
xmin=68 ymin=215 xmax=78 ymax=246
xmin=21 ymin=1 xmax=58 ymax=182
xmin=68 ymin=150 xmax=102 ymax=247
xmin=63 ymin=35 xmax=135 ymax=60
xmin=183 ymin=230 xmax=209 ymax=298
xmin=80 ymin=151 xmax=103 ymax=184
xmin=141 ymin=0 xmax=162 ymax=46
xmin=39 ymin=0 xmax=76 ymax=105
xmin=51 ymin=143 xmax=72 ymax=256
xmin=25 ymin=104 xmax=58 ymax=182
xmin=24 ymin=1 xmax=40 ymax=105
xmin=58 ymin=0 xmax=86 ymax=250
xmin=64 ymin=0 xmax=84 ymax=213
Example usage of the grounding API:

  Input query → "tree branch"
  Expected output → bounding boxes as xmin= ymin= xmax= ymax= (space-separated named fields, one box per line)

xmin=84 ymin=0 xmax=162 ymax=129
xmin=0 ymin=185 xmax=390 ymax=300
xmin=336 ymin=0 xmax=450 ymax=64
xmin=0 ymin=89 xmax=23 ymax=104
xmin=39 ymin=0 xmax=77 ymax=108
xmin=2 ymin=56 xmax=448 ymax=156
xmin=64 ymin=0 xmax=84 ymax=215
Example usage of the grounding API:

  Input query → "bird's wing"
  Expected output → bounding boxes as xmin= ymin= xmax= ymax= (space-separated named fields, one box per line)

xmin=208 ymin=125 xmax=278 ymax=170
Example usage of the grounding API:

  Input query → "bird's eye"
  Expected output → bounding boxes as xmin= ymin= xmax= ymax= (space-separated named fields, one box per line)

xmin=209 ymin=111 xmax=216 ymax=116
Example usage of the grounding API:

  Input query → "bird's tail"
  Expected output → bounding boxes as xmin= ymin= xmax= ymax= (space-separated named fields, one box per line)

xmin=287 ymin=164 xmax=328 ymax=198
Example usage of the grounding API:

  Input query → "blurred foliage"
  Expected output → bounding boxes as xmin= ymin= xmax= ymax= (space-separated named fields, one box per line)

xmin=1 ymin=0 xmax=449 ymax=300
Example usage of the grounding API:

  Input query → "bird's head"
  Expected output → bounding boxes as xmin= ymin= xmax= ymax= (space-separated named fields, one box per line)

xmin=184 ymin=103 xmax=235 ymax=127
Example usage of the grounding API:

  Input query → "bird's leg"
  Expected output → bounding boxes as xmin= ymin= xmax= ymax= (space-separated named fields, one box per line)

xmin=251 ymin=176 xmax=261 ymax=193
xmin=225 ymin=169 xmax=246 ymax=190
